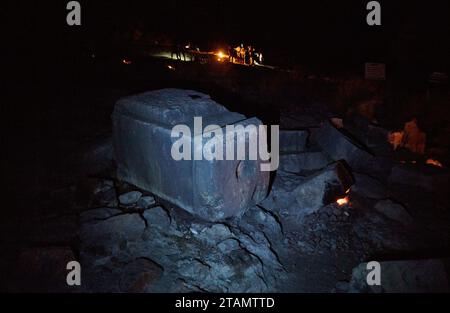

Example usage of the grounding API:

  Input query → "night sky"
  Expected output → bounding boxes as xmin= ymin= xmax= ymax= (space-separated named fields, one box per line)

xmin=4 ymin=0 xmax=450 ymax=79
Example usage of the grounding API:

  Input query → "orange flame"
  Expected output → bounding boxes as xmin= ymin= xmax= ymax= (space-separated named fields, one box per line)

xmin=426 ymin=158 xmax=443 ymax=168
xmin=336 ymin=196 xmax=349 ymax=206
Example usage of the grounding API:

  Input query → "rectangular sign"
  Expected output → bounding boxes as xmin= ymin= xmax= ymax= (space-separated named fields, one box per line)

xmin=365 ymin=62 xmax=386 ymax=80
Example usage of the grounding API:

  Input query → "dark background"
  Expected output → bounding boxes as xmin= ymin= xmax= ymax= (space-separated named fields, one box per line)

xmin=4 ymin=0 xmax=450 ymax=80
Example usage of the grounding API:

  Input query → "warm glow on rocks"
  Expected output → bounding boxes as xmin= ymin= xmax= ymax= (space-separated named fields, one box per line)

xmin=426 ymin=159 xmax=443 ymax=168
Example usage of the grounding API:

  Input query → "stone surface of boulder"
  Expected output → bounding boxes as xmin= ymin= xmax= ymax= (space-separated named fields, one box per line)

xmin=113 ymin=88 xmax=269 ymax=221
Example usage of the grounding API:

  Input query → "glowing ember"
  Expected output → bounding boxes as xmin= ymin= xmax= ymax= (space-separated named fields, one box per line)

xmin=122 ymin=59 xmax=132 ymax=65
xmin=336 ymin=196 xmax=349 ymax=206
xmin=426 ymin=158 xmax=443 ymax=168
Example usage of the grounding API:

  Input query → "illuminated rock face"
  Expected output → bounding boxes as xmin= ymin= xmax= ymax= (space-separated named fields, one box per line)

xmin=112 ymin=88 xmax=269 ymax=222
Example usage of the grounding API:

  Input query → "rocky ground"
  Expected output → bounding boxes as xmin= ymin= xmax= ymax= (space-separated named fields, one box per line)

xmin=1 ymin=86 xmax=450 ymax=293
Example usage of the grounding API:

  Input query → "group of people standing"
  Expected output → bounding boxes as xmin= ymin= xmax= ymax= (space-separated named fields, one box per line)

xmin=228 ymin=44 xmax=262 ymax=66
xmin=171 ymin=43 xmax=189 ymax=61
xmin=170 ymin=41 xmax=263 ymax=66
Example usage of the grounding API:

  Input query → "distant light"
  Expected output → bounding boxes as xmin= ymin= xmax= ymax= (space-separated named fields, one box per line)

xmin=426 ymin=158 xmax=443 ymax=168
xmin=122 ymin=58 xmax=132 ymax=65
xmin=167 ymin=65 xmax=175 ymax=70
xmin=216 ymin=51 xmax=225 ymax=62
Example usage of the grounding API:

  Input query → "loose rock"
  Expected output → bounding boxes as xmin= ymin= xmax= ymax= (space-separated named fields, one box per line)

xmin=119 ymin=191 xmax=142 ymax=206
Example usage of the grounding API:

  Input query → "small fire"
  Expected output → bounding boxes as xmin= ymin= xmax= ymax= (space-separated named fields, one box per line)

xmin=216 ymin=51 xmax=225 ymax=62
xmin=122 ymin=58 xmax=132 ymax=65
xmin=167 ymin=65 xmax=175 ymax=70
xmin=426 ymin=158 xmax=443 ymax=168
xmin=387 ymin=119 xmax=426 ymax=154
xmin=336 ymin=196 xmax=349 ymax=206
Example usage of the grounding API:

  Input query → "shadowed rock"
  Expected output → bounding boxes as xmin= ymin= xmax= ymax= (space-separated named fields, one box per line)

xmin=279 ymin=130 xmax=309 ymax=153
xmin=279 ymin=150 xmax=330 ymax=174
xmin=315 ymin=120 xmax=374 ymax=172
xmin=262 ymin=162 xmax=353 ymax=224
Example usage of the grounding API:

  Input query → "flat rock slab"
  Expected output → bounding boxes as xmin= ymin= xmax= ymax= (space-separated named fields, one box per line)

xmin=279 ymin=130 xmax=309 ymax=153
xmin=119 ymin=191 xmax=142 ymax=205
xmin=374 ymin=199 xmax=414 ymax=227
xmin=389 ymin=164 xmax=449 ymax=193
xmin=262 ymin=161 xmax=353 ymax=224
xmin=352 ymin=173 xmax=388 ymax=199
xmin=279 ymin=150 xmax=329 ymax=174
xmin=315 ymin=120 xmax=375 ymax=172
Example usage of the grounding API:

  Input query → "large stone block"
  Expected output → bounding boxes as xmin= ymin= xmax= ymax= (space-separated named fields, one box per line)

xmin=293 ymin=161 xmax=354 ymax=215
xmin=279 ymin=150 xmax=329 ymax=174
xmin=279 ymin=130 xmax=309 ymax=153
xmin=261 ymin=161 xmax=354 ymax=224
xmin=112 ymin=89 xmax=269 ymax=221
xmin=315 ymin=120 xmax=375 ymax=172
